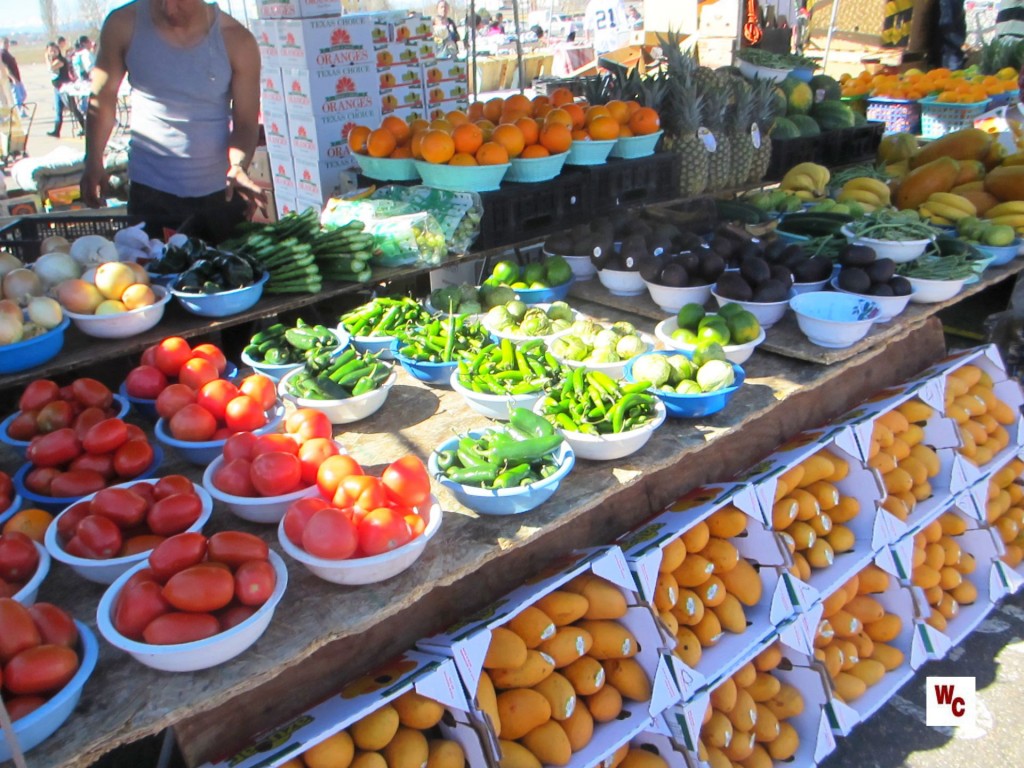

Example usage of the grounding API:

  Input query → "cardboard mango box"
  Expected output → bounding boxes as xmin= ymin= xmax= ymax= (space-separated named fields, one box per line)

xmin=374 ymin=42 xmax=427 ymax=68
xmin=287 ymin=110 xmax=372 ymax=164
xmin=957 ymin=449 xmax=1024 ymax=593
xmin=380 ymin=84 xmax=423 ymax=114
xmin=425 ymin=80 xmax=470 ymax=105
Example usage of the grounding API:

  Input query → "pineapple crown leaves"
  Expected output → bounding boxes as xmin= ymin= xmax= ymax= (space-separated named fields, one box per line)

xmin=749 ymin=76 xmax=780 ymax=132
xmin=702 ymin=85 xmax=730 ymax=134
xmin=731 ymin=79 xmax=754 ymax=131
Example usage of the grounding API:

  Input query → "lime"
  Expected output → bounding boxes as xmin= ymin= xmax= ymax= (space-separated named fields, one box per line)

xmin=506 ymin=300 xmax=528 ymax=321
xmin=492 ymin=259 xmax=521 ymax=285
xmin=511 ymin=281 xmax=529 ymax=290
xmin=693 ymin=341 xmax=727 ymax=366
xmin=671 ymin=327 xmax=700 ymax=345
xmin=716 ymin=303 xmax=745 ymax=319
xmin=983 ymin=224 xmax=1016 ymax=247
xmin=698 ymin=323 xmax=731 ymax=346
xmin=726 ymin=310 xmax=761 ymax=344
xmin=676 ymin=302 xmax=705 ymax=331
xmin=545 ymin=255 xmax=573 ymax=286
xmin=523 ymin=262 xmax=547 ymax=285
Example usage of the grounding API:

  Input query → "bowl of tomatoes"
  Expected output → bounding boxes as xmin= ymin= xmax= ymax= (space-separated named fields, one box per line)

xmin=0 ymin=601 xmax=99 ymax=761
xmin=2 ymin=536 xmax=51 ymax=604
xmin=95 ymin=531 xmax=288 ymax=672
xmin=44 ymin=476 xmax=213 ymax=585
xmin=154 ymin=402 xmax=285 ymax=466
xmin=0 ymin=470 xmax=21 ymax=526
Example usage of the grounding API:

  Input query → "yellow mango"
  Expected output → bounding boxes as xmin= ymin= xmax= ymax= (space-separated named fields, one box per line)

xmin=772 ymin=497 xmax=799 ymax=529
xmin=602 ymin=658 xmax=652 ymax=701
xmin=806 ymin=538 xmax=836 ymax=570
xmin=534 ymin=591 xmax=589 ymax=626
xmin=753 ymin=642 xmax=782 ymax=672
xmin=830 ymin=495 xmax=861 ymax=523
xmin=808 ymin=511 xmax=834 ymax=537
xmin=351 ymin=705 xmax=400 ymax=751
xmin=753 ymin=704 xmax=780 ymax=743
xmin=898 ymin=398 xmax=933 ymax=423
xmin=350 ymin=754 xmax=386 ymax=768
xmin=704 ymin=710 xmax=734 ymax=749
xmin=733 ymin=661 xmax=757 ymax=689
xmin=532 ymin=672 xmax=577 ymax=721
xmin=383 ymin=728 xmax=429 ymax=768
xmin=575 ymin=620 xmax=637 ymax=660
xmin=766 ymin=721 xmax=799 ymax=761
xmin=538 ymin=627 xmax=593 ymax=669
xmin=833 ymin=672 xmax=867 ymax=702
xmin=844 ymin=595 xmax=885 ymax=624
xmin=671 ymin=588 xmax=705 ymax=626
xmin=584 ymin=680 xmax=623 ymax=722
xmin=566 ymin=575 xmax=627 ymax=620
xmin=620 ymin=748 xmax=671 ymax=768
xmin=520 ymin=720 xmax=572 ymax=767
xmin=674 ymin=554 xmax=715 ymax=588
xmin=799 ymin=454 xmax=837 ymax=487
xmin=427 ymin=739 xmax=466 ymax=768
xmin=710 ymin=676 xmax=738 ymax=711
xmin=692 ymin=609 xmax=724 ymax=646
xmin=727 ymin=688 xmax=758 ymax=732
xmin=950 ymin=580 xmax=978 ymax=605
xmin=722 ymin=732 xmax=757 ymax=763
xmin=477 ymin=671 xmax=501 ymax=736
xmin=827 ymin=524 xmax=856 ymax=554
xmin=850 ymin=658 xmax=887 ymax=688
xmin=498 ymin=740 xmax=542 ymax=768
xmin=303 ymin=732 xmax=354 ymax=768
xmin=746 ymin=672 xmax=782 ymax=702
xmin=695 ymin=575 xmax=727 ymax=608
xmin=485 ymin=627 xmax=530 ymax=670
xmin=706 ymin=506 xmax=748 ymax=538
xmin=701 ymin=537 xmax=741 ymax=573
xmin=557 ymin=700 xmax=593 ymax=751
xmin=659 ymin=537 xmax=687 ymax=573
xmin=496 ymin=688 xmax=551 ymax=740
xmin=740 ymin=744 xmax=774 ymax=768
xmin=654 ymin=571 xmax=678 ymax=613
xmin=489 ymin=650 xmax=555 ymax=690
xmin=870 ymin=642 xmax=905 ymax=671
xmin=719 ymin=559 xmax=764 ymax=607
xmin=393 ymin=690 xmax=445 ymax=730
xmin=562 ymin=655 xmax=606 ymax=696
xmin=865 ymin=613 xmax=902 ymax=643
xmin=713 ymin=593 xmax=748 ymax=634
xmin=704 ymin=746 xmax=732 ymax=768
xmin=674 ymin=626 xmax=702 ymax=668
xmin=509 ymin=606 xmax=557 ymax=649
xmin=764 ymin=683 xmax=804 ymax=720
xmin=777 ymin=464 xmax=805 ymax=495
xmin=680 ymin=521 xmax=711 ymax=553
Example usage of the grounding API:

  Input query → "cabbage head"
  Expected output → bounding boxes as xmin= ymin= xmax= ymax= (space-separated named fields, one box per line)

xmin=696 ymin=359 xmax=736 ymax=392
xmin=632 ymin=355 xmax=671 ymax=388
xmin=615 ymin=334 xmax=647 ymax=360
xmin=665 ymin=354 xmax=696 ymax=385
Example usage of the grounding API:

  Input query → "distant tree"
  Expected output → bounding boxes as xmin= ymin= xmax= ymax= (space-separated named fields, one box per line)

xmin=39 ymin=0 xmax=59 ymax=41
xmin=79 ymin=0 xmax=106 ymax=36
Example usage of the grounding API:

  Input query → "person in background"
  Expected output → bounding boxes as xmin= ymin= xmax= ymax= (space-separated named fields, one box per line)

xmin=71 ymin=36 xmax=95 ymax=120
xmin=584 ymin=0 xmax=630 ymax=54
xmin=432 ymin=0 xmax=461 ymax=58
xmin=487 ymin=13 xmax=504 ymax=35
xmin=1 ymin=39 xmax=27 ymax=117
xmin=80 ymin=0 xmax=266 ymax=241
xmin=45 ymin=41 xmax=73 ymax=136
xmin=996 ymin=0 xmax=1024 ymax=39
xmin=928 ymin=0 xmax=966 ymax=69
xmin=626 ymin=5 xmax=643 ymax=30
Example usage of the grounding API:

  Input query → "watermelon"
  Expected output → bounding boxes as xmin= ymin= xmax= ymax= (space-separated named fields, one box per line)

xmin=772 ymin=88 xmax=788 ymax=118
xmin=771 ymin=117 xmax=801 ymax=140
xmin=790 ymin=114 xmax=821 ymax=137
xmin=812 ymin=101 xmax=856 ymax=130
xmin=781 ymin=77 xmax=814 ymax=116
xmin=809 ymin=74 xmax=842 ymax=102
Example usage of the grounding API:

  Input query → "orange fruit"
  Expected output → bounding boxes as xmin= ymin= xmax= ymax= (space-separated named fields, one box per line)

xmin=420 ymin=129 xmax=456 ymax=164
xmin=453 ymin=122 xmax=484 ymax=155
xmin=381 ymin=115 xmax=411 ymax=144
xmin=550 ymin=87 xmax=575 ymax=106
xmin=492 ymin=123 xmax=526 ymax=158
xmin=562 ymin=103 xmax=586 ymax=129
xmin=449 ymin=152 xmax=478 ymax=166
xmin=408 ymin=118 xmax=430 ymax=135
xmin=628 ymin=107 xmax=661 ymax=135
xmin=605 ymin=100 xmax=630 ymax=125
xmin=476 ymin=141 xmax=510 ymax=165
xmin=571 ymin=128 xmax=590 ymax=141
xmin=2 ymin=508 xmax=53 ymax=543
xmin=584 ymin=105 xmax=612 ymax=126
xmin=504 ymin=93 xmax=533 ymax=116
xmin=366 ymin=128 xmax=397 ymax=157
xmin=618 ymin=125 xmax=634 ymax=138
xmin=534 ymin=102 xmax=554 ymax=120
xmin=588 ymin=115 xmax=620 ymax=140
xmin=429 ymin=118 xmax=454 ymax=133
xmin=625 ymin=100 xmax=642 ymax=117
xmin=532 ymin=94 xmax=551 ymax=110
xmin=391 ymin=145 xmax=412 ymax=158
xmin=545 ymin=108 xmax=573 ymax=128
xmin=483 ymin=97 xmax=505 ymax=123
xmin=410 ymin=131 xmax=427 ymax=159
xmin=520 ymin=144 xmax=551 ymax=158
xmin=446 ymin=109 xmax=470 ymax=126
xmin=347 ymin=125 xmax=371 ymax=154
xmin=475 ymin=119 xmax=495 ymax=141
xmin=515 ymin=116 xmax=540 ymax=146
xmin=539 ymin=122 xmax=572 ymax=154
xmin=467 ymin=101 xmax=485 ymax=121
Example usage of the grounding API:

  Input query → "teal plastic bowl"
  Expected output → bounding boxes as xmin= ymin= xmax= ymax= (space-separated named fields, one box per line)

xmin=975 ymin=239 xmax=1020 ymax=267
xmin=505 ymin=151 xmax=569 ymax=183
xmin=356 ymin=154 xmax=420 ymax=182
xmin=0 ymin=316 xmax=70 ymax=374
xmin=566 ymin=139 xmax=616 ymax=166
xmin=610 ymin=130 xmax=664 ymax=159
xmin=414 ymin=160 xmax=510 ymax=192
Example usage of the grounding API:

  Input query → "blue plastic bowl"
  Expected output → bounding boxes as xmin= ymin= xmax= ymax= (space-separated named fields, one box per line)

xmin=154 ymin=403 xmax=285 ymax=465
xmin=0 ymin=620 xmax=98 ymax=761
xmin=13 ymin=444 xmax=165 ymax=513
xmin=975 ymin=239 xmax=1020 ymax=267
xmin=350 ymin=332 xmax=397 ymax=360
xmin=505 ymin=151 xmax=569 ymax=183
xmin=566 ymin=139 xmax=616 ymax=166
xmin=0 ymin=492 xmax=22 ymax=526
xmin=624 ymin=350 xmax=746 ymax=419
xmin=171 ymin=272 xmax=269 ymax=317
xmin=0 ymin=316 xmax=70 ymax=374
xmin=514 ymin=279 xmax=573 ymax=305
xmin=1 ymin=394 xmax=131 ymax=458
xmin=609 ymin=130 xmax=664 ymax=159
xmin=356 ymin=154 xmax=421 ymax=182
xmin=118 ymin=362 xmax=239 ymax=422
xmin=429 ymin=431 xmax=575 ymax=515
xmin=414 ymin=160 xmax=510 ymax=192
xmin=390 ymin=339 xmax=458 ymax=387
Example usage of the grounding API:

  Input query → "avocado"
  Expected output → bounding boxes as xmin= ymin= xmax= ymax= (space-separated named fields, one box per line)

xmin=638 ymin=254 xmax=663 ymax=283
xmin=678 ymin=231 xmax=704 ymax=251
xmin=660 ymin=263 xmax=689 ymax=287
xmin=710 ymin=236 xmax=734 ymax=259
xmin=649 ymin=234 xmax=675 ymax=257
xmin=763 ymin=239 xmax=788 ymax=263
xmin=603 ymin=254 xmax=625 ymax=270
xmin=739 ymin=241 xmax=763 ymax=263
xmin=620 ymin=235 xmax=647 ymax=271
xmin=770 ymin=264 xmax=794 ymax=289
xmin=740 ymin=257 xmax=771 ymax=287
xmin=838 ymin=267 xmax=871 ymax=294
xmin=715 ymin=271 xmax=754 ymax=301
xmin=701 ymin=252 xmax=726 ymax=282
xmin=794 ymin=256 xmax=833 ymax=283
xmin=840 ymin=244 xmax=877 ymax=268
xmin=866 ymin=258 xmax=896 ymax=284
xmin=870 ymin=283 xmax=895 ymax=297
xmin=753 ymin=279 xmax=789 ymax=303
xmin=546 ymin=233 xmax=573 ymax=254
xmin=890 ymin=276 xmax=913 ymax=296
xmin=679 ymin=252 xmax=701 ymax=275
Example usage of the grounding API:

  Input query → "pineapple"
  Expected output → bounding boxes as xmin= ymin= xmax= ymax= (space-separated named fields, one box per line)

xmin=663 ymin=76 xmax=708 ymax=197
xmin=730 ymin=79 xmax=754 ymax=188
xmin=703 ymin=84 xmax=732 ymax=192
xmin=748 ymin=77 xmax=780 ymax=183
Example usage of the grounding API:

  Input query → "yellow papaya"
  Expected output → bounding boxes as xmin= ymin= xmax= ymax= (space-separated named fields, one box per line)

xmin=895 ymin=157 xmax=960 ymax=210
xmin=985 ymin=164 xmax=1024 ymax=202
xmin=911 ymin=128 xmax=992 ymax=168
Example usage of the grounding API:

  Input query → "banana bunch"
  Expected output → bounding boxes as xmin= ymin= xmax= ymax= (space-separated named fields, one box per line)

xmin=837 ymin=177 xmax=891 ymax=212
xmin=780 ymin=162 xmax=831 ymax=201
xmin=919 ymin=192 xmax=977 ymax=226
xmin=984 ymin=200 xmax=1024 ymax=232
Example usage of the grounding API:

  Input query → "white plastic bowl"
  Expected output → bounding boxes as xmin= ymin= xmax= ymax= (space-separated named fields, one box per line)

xmin=277 ymin=497 xmax=441 ymax=585
xmin=549 ymin=333 xmax=656 ymax=380
xmin=598 ymin=268 xmax=646 ymax=296
xmin=536 ymin=399 xmax=667 ymax=461
xmin=906 ymin=275 xmax=967 ymax=304
xmin=565 ymin=255 xmax=597 ymax=280
xmin=711 ymin=289 xmax=791 ymax=330
xmin=202 ymin=456 xmax=322 ymax=524
xmin=45 ymin=478 xmax=214 ymax=585
xmin=643 ymin=279 xmax=713 ymax=314
xmin=841 ymin=225 xmax=932 ymax=264
xmin=277 ymin=367 xmax=396 ymax=424
xmin=790 ymin=292 xmax=881 ymax=348
xmin=240 ymin=328 xmax=349 ymax=381
xmin=790 ymin=278 xmax=829 ymax=295
xmin=450 ymin=370 xmax=545 ymax=421
xmin=737 ymin=58 xmax=792 ymax=83
xmin=12 ymin=542 xmax=50 ymax=604
xmin=654 ymin=317 xmax=766 ymax=365
xmin=96 ymin=551 xmax=288 ymax=672
xmin=829 ymin=277 xmax=911 ymax=323
xmin=63 ymin=286 xmax=171 ymax=339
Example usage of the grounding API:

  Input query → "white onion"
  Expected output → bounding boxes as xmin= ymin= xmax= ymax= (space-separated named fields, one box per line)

xmin=40 ymin=235 xmax=71 ymax=255
xmin=69 ymin=235 xmax=116 ymax=266
xmin=0 ymin=298 xmax=21 ymax=323
xmin=27 ymin=296 xmax=63 ymax=329
xmin=0 ymin=313 xmax=23 ymax=345
xmin=0 ymin=252 xmax=22 ymax=278
xmin=33 ymin=252 xmax=82 ymax=288
xmin=3 ymin=268 xmax=43 ymax=305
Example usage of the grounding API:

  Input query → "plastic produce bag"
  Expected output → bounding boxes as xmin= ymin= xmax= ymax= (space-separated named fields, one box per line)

xmin=371 ymin=186 xmax=483 ymax=253
xmin=319 ymin=198 xmax=416 ymax=231
xmin=366 ymin=212 xmax=447 ymax=267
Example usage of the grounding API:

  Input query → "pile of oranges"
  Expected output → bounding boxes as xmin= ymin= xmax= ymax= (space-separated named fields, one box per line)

xmin=347 ymin=88 xmax=660 ymax=167
xmin=840 ymin=67 xmax=1018 ymax=103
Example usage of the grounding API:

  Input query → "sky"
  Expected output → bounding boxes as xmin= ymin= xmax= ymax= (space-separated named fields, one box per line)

xmin=0 ymin=0 xmax=111 ymax=33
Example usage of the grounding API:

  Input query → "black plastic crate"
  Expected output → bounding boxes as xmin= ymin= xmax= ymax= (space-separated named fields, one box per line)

xmin=819 ymin=122 xmax=886 ymax=167
xmin=473 ymin=169 xmax=591 ymax=250
xmin=0 ymin=214 xmax=130 ymax=262
xmin=764 ymin=135 xmax=823 ymax=182
xmin=583 ymin=152 xmax=681 ymax=212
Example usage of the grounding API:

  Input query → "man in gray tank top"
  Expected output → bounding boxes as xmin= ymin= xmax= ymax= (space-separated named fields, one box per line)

xmin=80 ymin=0 xmax=266 ymax=242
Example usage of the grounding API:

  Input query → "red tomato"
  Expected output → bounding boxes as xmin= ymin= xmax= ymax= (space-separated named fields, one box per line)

xmin=6 ymin=695 xmax=46 ymax=722
xmin=24 ymin=466 xmax=60 ymax=496
xmin=163 ymin=564 xmax=234 ymax=612
xmin=212 ymin=427 xmax=234 ymax=441
xmin=125 ymin=365 xmax=168 ymax=399
xmin=213 ymin=458 xmax=256 ymax=497
xmin=89 ymin=487 xmax=148 ymax=529
xmin=285 ymin=408 xmax=333 ymax=443
xmin=73 ymin=515 xmax=123 ymax=559
xmin=297 ymin=438 xmax=340 ymax=486
xmin=26 ymin=428 xmax=82 ymax=468
xmin=147 ymin=493 xmax=203 ymax=536
xmin=239 ymin=374 xmax=277 ymax=412
xmin=0 ymin=599 xmax=42 ymax=663
xmin=82 ymin=418 xmax=129 ymax=455
xmin=148 ymin=532 xmax=208 ymax=582
xmin=152 ymin=475 xmax=194 ymax=500
xmin=130 ymin=482 xmax=156 ymax=506
xmin=338 ymin=475 xmax=388 ymax=512
xmin=143 ymin=612 xmax=220 ymax=645
xmin=405 ymin=512 xmax=426 ymax=537
xmin=122 ymin=566 xmax=159 ymax=591
xmin=252 ymin=433 xmax=299 ymax=457
xmin=217 ymin=604 xmax=256 ymax=631
xmin=169 ymin=403 xmax=218 ymax=442
xmin=155 ymin=383 xmax=196 ymax=422
xmin=71 ymin=378 xmax=113 ymax=410
xmin=0 ymin=532 xmax=40 ymax=583
xmin=49 ymin=469 xmax=106 ymax=498
xmin=191 ymin=343 xmax=228 ymax=374
xmin=282 ymin=497 xmax=331 ymax=547
xmin=358 ymin=507 xmax=412 ymax=556
xmin=114 ymin=580 xmax=171 ymax=640
xmin=27 ymin=603 xmax=79 ymax=648
xmin=154 ymin=337 xmax=193 ymax=378
xmin=140 ymin=344 xmax=159 ymax=367
xmin=18 ymin=380 xmax=60 ymax=413
xmin=113 ymin=439 xmax=155 ymax=478
xmin=223 ymin=432 xmax=258 ymax=462
xmin=382 ymin=455 xmax=432 ymax=509
xmin=316 ymin=454 xmax=364 ymax=499
xmin=68 ymin=451 xmax=116 ymax=480
xmin=6 ymin=410 xmax=39 ymax=441
xmin=36 ymin=399 xmax=75 ymax=433
xmin=303 ymin=508 xmax=358 ymax=560
xmin=3 ymin=645 xmax=79 ymax=695
xmin=72 ymin=407 xmax=110 ymax=442
xmin=125 ymin=424 xmax=148 ymax=442
xmin=0 ymin=472 xmax=12 ymax=503
xmin=196 ymin=379 xmax=240 ymax=422
xmin=119 ymin=534 xmax=166 ymax=556
xmin=179 ymin=357 xmax=220 ymax=392
xmin=235 ymin=559 xmax=276 ymax=606
xmin=224 ymin=395 xmax=268 ymax=433
xmin=206 ymin=531 xmax=269 ymax=568
xmin=56 ymin=501 xmax=90 ymax=544
xmin=250 ymin=452 xmax=302 ymax=497
xmin=0 ymin=578 xmax=16 ymax=598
